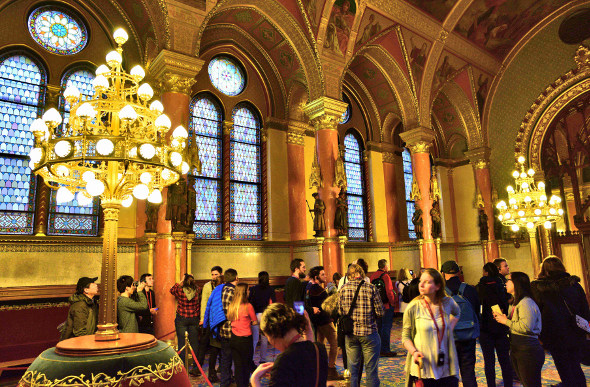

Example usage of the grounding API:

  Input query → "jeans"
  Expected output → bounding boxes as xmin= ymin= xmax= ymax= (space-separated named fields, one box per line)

xmin=550 ymin=347 xmax=587 ymax=387
xmin=455 ymin=339 xmax=477 ymax=387
xmin=379 ymin=307 xmax=395 ymax=353
xmin=510 ymin=335 xmax=544 ymax=387
xmin=479 ymin=331 xmax=513 ymax=387
xmin=196 ymin=326 xmax=219 ymax=376
xmin=174 ymin=315 xmax=199 ymax=368
xmin=345 ymin=331 xmax=381 ymax=387
xmin=219 ymin=338 xmax=233 ymax=387
xmin=316 ymin=322 xmax=338 ymax=368
xmin=230 ymin=333 xmax=253 ymax=387
xmin=252 ymin=313 xmax=270 ymax=362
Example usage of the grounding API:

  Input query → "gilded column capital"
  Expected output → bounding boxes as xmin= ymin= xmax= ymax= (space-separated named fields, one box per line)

xmin=286 ymin=121 xmax=308 ymax=146
xmin=399 ymin=127 xmax=436 ymax=154
xmin=465 ymin=147 xmax=491 ymax=168
xmin=303 ymin=96 xmax=348 ymax=131
xmin=223 ymin=120 xmax=233 ymax=135
xmin=148 ymin=49 xmax=205 ymax=95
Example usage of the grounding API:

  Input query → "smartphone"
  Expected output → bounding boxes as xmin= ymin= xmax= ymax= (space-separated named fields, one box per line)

xmin=293 ymin=301 xmax=305 ymax=315
xmin=409 ymin=270 xmax=414 ymax=276
xmin=154 ymin=307 xmax=159 ymax=311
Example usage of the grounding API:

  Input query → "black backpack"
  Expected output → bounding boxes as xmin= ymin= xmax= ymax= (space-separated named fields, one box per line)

xmin=371 ymin=272 xmax=389 ymax=304
xmin=401 ymin=281 xmax=411 ymax=303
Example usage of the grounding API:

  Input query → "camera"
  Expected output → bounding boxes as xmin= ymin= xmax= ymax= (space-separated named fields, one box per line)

xmin=293 ymin=301 xmax=305 ymax=315
xmin=409 ymin=270 xmax=414 ymax=275
xmin=132 ymin=281 xmax=139 ymax=287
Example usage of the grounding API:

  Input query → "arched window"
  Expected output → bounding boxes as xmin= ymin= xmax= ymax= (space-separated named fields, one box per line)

xmin=0 ymin=54 xmax=45 ymax=234
xmin=402 ymin=148 xmax=416 ymax=239
xmin=344 ymin=132 xmax=367 ymax=241
xmin=230 ymin=103 xmax=261 ymax=240
xmin=47 ymin=68 xmax=99 ymax=236
xmin=189 ymin=94 xmax=223 ymax=239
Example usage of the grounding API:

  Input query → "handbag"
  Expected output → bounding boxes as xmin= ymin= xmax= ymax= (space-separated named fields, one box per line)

xmin=561 ymin=294 xmax=590 ymax=334
xmin=338 ymin=280 xmax=364 ymax=335
xmin=414 ymin=358 xmax=424 ymax=387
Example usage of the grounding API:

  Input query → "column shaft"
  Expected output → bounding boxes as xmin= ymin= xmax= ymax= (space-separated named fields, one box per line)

xmin=287 ymin=127 xmax=307 ymax=240
xmin=382 ymin=153 xmax=400 ymax=243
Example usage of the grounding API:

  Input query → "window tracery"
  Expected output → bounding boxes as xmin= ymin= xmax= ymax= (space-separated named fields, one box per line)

xmin=344 ymin=132 xmax=367 ymax=241
xmin=403 ymin=148 xmax=416 ymax=239
xmin=28 ymin=7 xmax=88 ymax=55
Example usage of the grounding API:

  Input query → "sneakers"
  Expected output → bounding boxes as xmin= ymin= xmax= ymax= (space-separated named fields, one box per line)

xmin=208 ymin=372 xmax=220 ymax=383
xmin=327 ymin=367 xmax=345 ymax=380
xmin=188 ymin=368 xmax=201 ymax=377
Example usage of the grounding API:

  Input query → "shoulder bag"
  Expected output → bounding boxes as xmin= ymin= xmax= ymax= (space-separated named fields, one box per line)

xmin=338 ymin=280 xmax=364 ymax=335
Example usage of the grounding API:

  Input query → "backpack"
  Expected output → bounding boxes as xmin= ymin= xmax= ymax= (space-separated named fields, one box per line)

xmin=401 ymin=281 xmax=411 ymax=303
xmin=371 ymin=272 xmax=389 ymax=304
xmin=446 ymin=283 xmax=480 ymax=341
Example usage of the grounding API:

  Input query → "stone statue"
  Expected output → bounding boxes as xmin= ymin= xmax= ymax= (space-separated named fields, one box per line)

xmin=311 ymin=192 xmax=326 ymax=237
xmin=412 ymin=207 xmax=423 ymax=239
xmin=166 ymin=176 xmax=187 ymax=232
xmin=334 ymin=190 xmax=348 ymax=236
xmin=479 ymin=207 xmax=489 ymax=241
xmin=145 ymin=201 xmax=160 ymax=233
xmin=431 ymin=200 xmax=442 ymax=239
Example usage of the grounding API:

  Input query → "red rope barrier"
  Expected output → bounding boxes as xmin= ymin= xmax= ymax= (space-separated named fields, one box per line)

xmin=189 ymin=344 xmax=213 ymax=387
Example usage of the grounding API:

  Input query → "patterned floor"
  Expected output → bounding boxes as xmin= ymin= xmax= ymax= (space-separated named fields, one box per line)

xmin=188 ymin=317 xmax=590 ymax=386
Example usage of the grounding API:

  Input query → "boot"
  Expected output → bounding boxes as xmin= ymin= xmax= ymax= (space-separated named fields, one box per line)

xmin=327 ymin=366 xmax=345 ymax=380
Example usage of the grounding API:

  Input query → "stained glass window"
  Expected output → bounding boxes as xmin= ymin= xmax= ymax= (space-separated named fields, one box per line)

xmin=340 ymin=96 xmax=351 ymax=124
xmin=47 ymin=68 xmax=99 ymax=236
xmin=28 ymin=7 xmax=88 ymax=55
xmin=189 ymin=95 xmax=223 ymax=239
xmin=208 ymin=56 xmax=246 ymax=96
xmin=344 ymin=133 xmax=366 ymax=241
xmin=0 ymin=55 xmax=44 ymax=234
xmin=230 ymin=104 xmax=261 ymax=240
xmin=403 ymin=148 xmax=416 ymax=239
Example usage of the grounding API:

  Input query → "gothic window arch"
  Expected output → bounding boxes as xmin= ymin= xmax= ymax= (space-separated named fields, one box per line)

xmin=47 ymin=66 xmax=99 ymax=236
xmin=0 ymin=53 xmax=45 ymax=234
xmin=189 ymin=93 xmax=223 ymax=239
xmin=402 ymin=148 xmax=416 ymax=239
xmin=344 ymin=131 xmax=367 ymax=241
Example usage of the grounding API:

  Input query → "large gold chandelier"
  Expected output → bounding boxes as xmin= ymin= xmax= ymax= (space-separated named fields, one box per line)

xmin=28 ymin=28 xmax=194 ymax=341
xmin=496 ymin=156 xmax=563 ymax=232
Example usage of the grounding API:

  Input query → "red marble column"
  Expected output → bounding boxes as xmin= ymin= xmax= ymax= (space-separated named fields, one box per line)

xmin=447 ymin=168 xmax=460 ymax=261
xmin=382 ymin=151 xmax=400 ymax=243
xmin=154 ymin=91 xmax=190 ymax=341
xmin=474 ymin=166 xmax=499 ymax=260
xmin=287 ymin=124 xmax=307 ymax=241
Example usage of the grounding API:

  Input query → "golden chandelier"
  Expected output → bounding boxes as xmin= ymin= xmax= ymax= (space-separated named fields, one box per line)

xmin=496 ymin=156 xmax=563 ymax=233
xmin=28 ymin=28 xmax=191 ymax=207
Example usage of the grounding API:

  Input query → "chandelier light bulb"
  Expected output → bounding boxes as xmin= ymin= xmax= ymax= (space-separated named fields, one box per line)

xmin=42 ymin=108 xmax=62 ymax=126
xmin=518 ymin=156 xmax=526 ymax=164
xmin=524 ymin=196 xmax=531 ymax=203
xmin=507 ymin=185 xmax=514 ymax=193
xmin=511 ymin=224 xmax=520 ymax=232
xmin=534 ymin=208 xmax=541 ymax=215
xmin=496 ymin=201 xmax=506 ymax=209
xmin=509 ymin=198 xmax=516 ymax=205
xmin=113 ymin=28 xmax=128 ymax=44
xmin=504 ymin=212 xmax=511 ymax=219
xmin=558 ymin=208 xmax=564 ymax=216
xmin=526 ymin=222 xmax=534 ymax=229
xmin=106 ymin=50 xmax=123 ymax=67
xmin=55 ymin=165 xmax=69 ymax=177
xmin=139 ymin=143 xmax=156 ymax=160
xmin=553 ymin=196 xmax=561 ymax=203
xmin=149 ymin=100 xmax=164 ymax=114
xmin=140 ymin=172 xmax=152 ymax=184
xmin=56 ymin=186 xmax=74 ymax=204
xmin=86 ymin=179 xmax=105 ymax=196
xmin=520 ymin=172 xmax=527 ymax=178
xmin=77 ymin=192 xmax=93 ymax=206
xmin=521 ymin=182 xmax=529 ymax=189
xmin=544 ymin=221 xmax=552 ymax=229
xmin=512 ymin=171 xmax=519 ymax=178
xmin=172 ymin=125 xmax=189 ymax=139
xmin=181 ymin=161 xmax=190 ymax=174
xmin=527 ymin=168 xmax=535 ymax=176
xmin=538 ymin=181 xmax=545 ymax=190
xmin=498 ymin=214 xmax=503 ymax=221
xmin=82 ymin=171 xmax=95 ymax=182
xmin=147 ymin=189 xmax=163 ymax=204
xmin=129 ymin=147 xmax=138 ymax=157
xmin=119 ymin=105 xmax=138 ymax=122
xmin=137 ymin=83 xmax=153 ymax=101
xmin=130 ymin=65 xmax=145 ymax=81
xmin=76 ymin=102 xmax=96 ymax=119
xmin=161 ymin=168 xmax=171 ymax=180
xmin=96 ymin=64 xmax=109 ymax=76
xmin=63 ymin=85 xmax=81 ymax=101
xmin=96 ymin=138 xmax=114 ymax=156
xmin=92 ymin=75 xmax=109 ymax=90
xmin=518 ymin=210 xmax=525 ymax=217
xmin=30 ymin=118 xmax=48 ymax=136
xmin=54 ymin=140 xmax=72 ymax=158
xmin=169 ymin=151 xmax=182 ymax=167
xmin=155 ymin=114 xmax=171 ymax=130
xmin=133 ymin=184 xmax=149 ymax=200
xmin=121 ymin=195 xmax=133 ymax=207
xmin=29 ymin=147 xmax=43 ymax=164
xmin=549 ymin=208 xmax=557 ymax=215
xmin=540 ymin=194 xmax=547 ymax=202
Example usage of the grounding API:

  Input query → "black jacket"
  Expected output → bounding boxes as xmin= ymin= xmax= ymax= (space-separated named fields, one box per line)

xmin=476 ymin=275 xmax=509 ymax=336
xmin=531 ymin=271 xmax=590 ymax=350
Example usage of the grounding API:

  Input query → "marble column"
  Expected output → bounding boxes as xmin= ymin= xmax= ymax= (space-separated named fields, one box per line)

xmin=382 ymin=146 xmax=401 ymax=243
xmin=286 ymin=121 xmax=309 ymax=241
xmin=400 ymin=128 xmax=437 ymax=268
xmin=466 ymin=147 xmax=499 ymax=260
xmin=303 ymin=97 xmax=348 ymax=278
xmin=148 ymin=49 xmax=203 ymax=341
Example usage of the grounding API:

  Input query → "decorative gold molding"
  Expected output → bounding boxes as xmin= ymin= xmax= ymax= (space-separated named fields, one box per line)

xmin=148 ymin=49 xmax=204 ymax=95
xmin=382 ymin=152 xmax=395 ymax=164
xmin=408 ymin=141 xmax=430 ymax=154
xmin=465 ymin=147 xmax=491 ymax=167
xmin=286 ymin=120 xmax=310 ymax=146
xmin=410 ymin=173 xmax=421 ymax=200
xmin=400 ymin=127 xmax=436 ymax=153
xmin=223 ymin=120 xmax=233 ymax=136
xmin=309 ymin=146 xmax=323 ymax=189
xmin=303 ymin=97 xmax=348 ymax=130
xmin=0 ymin=302 xmax=68 ymax=311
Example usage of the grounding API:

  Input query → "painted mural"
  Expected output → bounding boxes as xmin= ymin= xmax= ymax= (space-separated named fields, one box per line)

xmin=324 ymin=0 xmax=356 ymax=56
xmin=401 ymin=29 xmax=432 ymax=86
xmin=433 ymin=51 xmax=467 ymax=91
xmin=302 ymin=0 xmax=326 ymax=35
xmin=473 ymin=68 xmax=491 ymax=116
xmin=455 ymin=0 xmax=564 ymax=58
xmin=405 ymin=0 xmax=458 ymax=22
xmin=355 ymin=9 xmax=393 ymax=47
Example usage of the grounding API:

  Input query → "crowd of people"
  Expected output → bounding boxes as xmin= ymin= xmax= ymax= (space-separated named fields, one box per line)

xmin=60 ymin=255 xmax=590 ymax=387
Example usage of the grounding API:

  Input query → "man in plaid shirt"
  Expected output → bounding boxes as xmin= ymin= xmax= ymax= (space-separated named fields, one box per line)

xmin=338 ymin=263 xmax=384 ymax=387
xmin=219 ymin=268 xmax=238 ymax=387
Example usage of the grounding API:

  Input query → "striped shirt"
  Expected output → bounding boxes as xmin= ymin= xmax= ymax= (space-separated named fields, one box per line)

xmin=338 ymin=279 xmax=384 ymax=336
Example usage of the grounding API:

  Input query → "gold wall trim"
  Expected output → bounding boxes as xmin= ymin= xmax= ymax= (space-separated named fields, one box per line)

xmin=0 ymin=302 xmax=69 ymax=311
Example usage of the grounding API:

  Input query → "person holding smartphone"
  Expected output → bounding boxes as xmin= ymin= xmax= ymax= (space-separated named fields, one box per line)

xmin=402 ymin=268 xmax=461 ymax=386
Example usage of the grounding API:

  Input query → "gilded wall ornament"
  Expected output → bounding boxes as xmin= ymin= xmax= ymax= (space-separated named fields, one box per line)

xmin=309 ymin=147 xmax=323 ymax=189
xmin=409 ymin=141 xmax=430 ymax=154
xmin=286 ymin=129 xmax=305 ymax=145
xmin=410 ymin=173 xmax=421 ymax=201
xmin=334 ymin=147 xmax=347 ymax=191
xmin=430 ymin=168 xmax=440 ymax=201
xmin=157 ymin=72 xmax=195 ymax=95
xmin=382 ymin=151 xmax=396 ymax=164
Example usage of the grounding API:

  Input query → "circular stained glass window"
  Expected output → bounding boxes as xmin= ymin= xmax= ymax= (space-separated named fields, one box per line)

xmin=28 ymin=7 xmax=88 ymax=55
xmin=208 ymin=56 xmax=246 ymax=96
xmin=340 ymin=97 xmax=351 ymax=124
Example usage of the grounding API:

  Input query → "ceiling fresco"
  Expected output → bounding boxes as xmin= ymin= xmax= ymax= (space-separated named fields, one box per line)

xmin=455 ymin=0 xmax=565 ymax=59
xmin=354 ymin=8 xmax=394 ymax=48
xmin=400 ymin=28 xmax=432 ymax=90
xmin=324 ymin=0 xmax=357 ymax=56
xmin=405 ymin=0 xmax=458 ymax=23
xmin=301 ymin=0 xmax=327 ymax=36
xmin=433 ymin=50 xmax=467 ymax=91
xmin=348 ymin=55 xmax=399 ymax=116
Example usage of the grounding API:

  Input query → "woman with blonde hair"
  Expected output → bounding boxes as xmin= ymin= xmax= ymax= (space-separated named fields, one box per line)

xmin=402 ymin=268 xmax=461 ymax=386
xmin=227 ymin=283 xmax=258 ymax=387
xmin=397 ymin=268 xmax=412 ymax=313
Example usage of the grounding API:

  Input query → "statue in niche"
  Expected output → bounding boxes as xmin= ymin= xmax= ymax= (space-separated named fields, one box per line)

xmin=334 ymin=190 xmax=348 ymax=236
xmin=145 ymin=201 xmax=160 ymax=233
xmin=478 ymin=207 xmax=489 ymax=241
xmin=311 ymin=192 xmax=326 ymax=237
xmin=412 ymin=207 xmax=423 ymax=239
xmin=430 ymin=200 xmax=442 ymax=239
xmin=185 ymin=175 xmax=197 ymax=233
xmin=166 ymin=176 xmax=188 ymax=232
